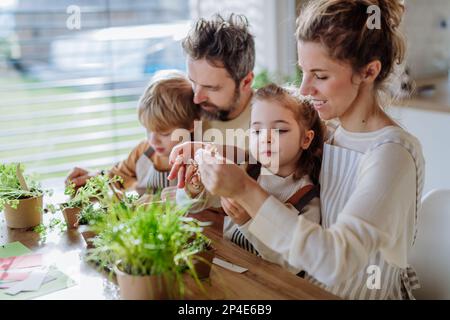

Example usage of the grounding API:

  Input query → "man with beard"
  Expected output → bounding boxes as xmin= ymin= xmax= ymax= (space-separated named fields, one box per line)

xmin=170 ymin=14 xmax=256 ymax=243
xmin=169 ymin=13 xmax=255 ymax=186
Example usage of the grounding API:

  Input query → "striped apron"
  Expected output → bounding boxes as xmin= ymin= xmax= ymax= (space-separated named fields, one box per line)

xmin=135 ymin=147 xmax=175 ymax=195
xmin=307 ymin=133 xmax=424 ymax=299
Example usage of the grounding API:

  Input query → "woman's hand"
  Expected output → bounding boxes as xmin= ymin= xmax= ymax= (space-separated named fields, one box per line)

xmin=221 ymin=197 xmax=251 ymax=225
xmin=194 ymin=148 xmax=246 ymax=199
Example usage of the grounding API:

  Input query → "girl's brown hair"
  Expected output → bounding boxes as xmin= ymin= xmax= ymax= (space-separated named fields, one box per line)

xmin=254 ymin=83 xmax=325 ymax=185
xmin=296 ymin=0 xmax=405 ymax=89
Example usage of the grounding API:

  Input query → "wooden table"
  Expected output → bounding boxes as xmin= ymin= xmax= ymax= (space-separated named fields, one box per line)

xmin=0 ymin=207 xmax=338 ymax=300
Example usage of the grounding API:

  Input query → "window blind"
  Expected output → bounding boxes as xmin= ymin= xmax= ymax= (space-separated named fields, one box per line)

xmin=0 ymin=0 xmax=191 ymax=189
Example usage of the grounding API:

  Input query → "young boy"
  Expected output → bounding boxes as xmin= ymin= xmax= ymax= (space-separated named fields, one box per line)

xmin=65 ymin=70 xmax=199 ymax=195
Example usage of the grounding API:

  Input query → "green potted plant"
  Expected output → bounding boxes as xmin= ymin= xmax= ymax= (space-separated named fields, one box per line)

xmin=77 ymin=203 xmax=107 ymax=248
xmin=86 ymin=200 xmax=212 ymax=300
xmin=78 ymin=187 xmax=138 ymax=249
xmin=61 ymin=174 xmax=122 ymax=230
xmin=0 ymin=163 xmax=51 ymax=229
xmin=185 ymin=234 xmax=215 ymax=280
xmin=60 ymin=181 xmax=84 ymax=229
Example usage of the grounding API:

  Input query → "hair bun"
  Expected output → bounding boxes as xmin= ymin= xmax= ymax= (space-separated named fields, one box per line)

xmin=374 ymin=0 xmax=405 ymax=28
xmin=296 ymin=0 xmax=406 ymax=86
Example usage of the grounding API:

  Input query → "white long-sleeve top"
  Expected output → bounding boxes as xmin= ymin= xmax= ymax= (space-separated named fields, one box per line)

xmin=236 ymin=168 xmax=320 ymax=272
xmin=247 ymin=125 xmax=424 ymax=287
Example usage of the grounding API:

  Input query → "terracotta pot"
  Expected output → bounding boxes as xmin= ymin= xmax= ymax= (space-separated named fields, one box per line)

xmin=62 ymin=206 xmax=81 ymax=229
xmin=114 ymin=265 xmax=177 ymax=300
xmin=78 ymin=225 xmax=97 ymax=249
xmin=3 ymin=195 xmax=43 ymax=229
xmin=193 ymin=247 xmax=215 ymax=279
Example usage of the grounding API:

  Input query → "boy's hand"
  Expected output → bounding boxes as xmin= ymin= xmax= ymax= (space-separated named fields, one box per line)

xmin=161 ymin=186 xmax=177 ymax=202
xmin=221 ymin=197 xmax=251 ymax=226
xmin=135 ymin=193 xmax=154 ymax=206
xmin=65 ymin=167 xmax=96 ymax=188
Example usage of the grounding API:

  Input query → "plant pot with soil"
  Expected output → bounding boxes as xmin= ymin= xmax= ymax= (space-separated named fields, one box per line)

xmin=61 ymin=206 xmax=81 ymax=229
xmin=61 ymin=174 xmax=122 ymax=228
xmin=76 ymin=203 xmax=109 ymax=248
xmin=0 ymin=163 xmax=50 ymax=229
xmin=192 ymin=243 xmax=215 ymax=280
xmin=86 ymin=200 xmax=211 ymax=300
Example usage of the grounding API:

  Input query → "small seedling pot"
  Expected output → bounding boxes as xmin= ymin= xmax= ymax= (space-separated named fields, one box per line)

xmin=4 ymin=195 xmax=43 ymax=229
xmin=114 ymin=265 xmax=176 ymax=300
xmin=193 ymin=246 xmax=215 ymax=279
xmin=78 ymin=225 xmax=97 ymax=249
xmin=62 ymin=206 xmax=81 ymax=229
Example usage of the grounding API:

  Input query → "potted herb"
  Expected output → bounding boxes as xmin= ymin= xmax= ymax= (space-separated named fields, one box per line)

xmin=187 ymin=235 xmax=215 ymax=280
xmin=86 ymin=200 xmax=211 ymax=300
xmin=61 ymin=174 xmax=122 ymax=229
xmin=78 ymin=188 xmax=137 ymax=249
xmin=60 ymin=181 xmax=83 ymax=229
xmin=77 ymin=203 xmax=106 ymax=248
xmin=0 ymin=163 xmax=50 ymax=229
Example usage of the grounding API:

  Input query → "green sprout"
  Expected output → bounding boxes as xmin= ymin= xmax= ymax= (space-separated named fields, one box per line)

xmin=0 ymin=163 xmax=51 ymax=211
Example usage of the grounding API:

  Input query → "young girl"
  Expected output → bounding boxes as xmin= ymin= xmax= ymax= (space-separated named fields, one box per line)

xmin=224 ymin=84 xmax=325 ymax=270
xmin=193 ymin=0 xmax=425 ymax=300
xmin=178 ymin=83 xmax=325 ymax=274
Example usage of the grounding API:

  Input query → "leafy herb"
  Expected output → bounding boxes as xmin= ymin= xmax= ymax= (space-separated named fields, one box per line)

xmin=0 ymin=163 xmax=51 ymax=210
xmin=86 ymin=200 xmax=212 ymax=298
xmin=64 ymin=174 xmax=123 ymax=209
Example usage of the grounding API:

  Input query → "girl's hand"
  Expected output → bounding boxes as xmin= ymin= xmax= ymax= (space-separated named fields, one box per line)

xmin=221 ymin=197 xmax=251 ymax=225
xmin=194 ymin=148 xmax=245 ymax=199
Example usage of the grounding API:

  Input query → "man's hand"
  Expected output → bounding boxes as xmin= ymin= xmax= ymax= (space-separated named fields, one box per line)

xmin=65 ymin=167 xmax=96 ymax=188
xmin=221 ymin=197 xmax=251 ymax=225
xmin=167 ymin=141 xmax=208 ymax=188
xmin=184 ymin=163 xmax=204 ymax=198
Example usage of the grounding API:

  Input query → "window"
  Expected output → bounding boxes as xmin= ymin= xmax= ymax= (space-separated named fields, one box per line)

xmin=0 ymin=0 xmax=191 ymax=190
xmin=0 ymin=0 xmax=296 ymax=190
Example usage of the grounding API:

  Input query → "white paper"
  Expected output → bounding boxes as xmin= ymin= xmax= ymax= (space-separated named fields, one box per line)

xmin=0 ymin=274 xmax=55 ymax=289
xmin=213 ymin=257 xmax=248 ymax=273
xmin=4 ymin=267 xmax=48 ymax=295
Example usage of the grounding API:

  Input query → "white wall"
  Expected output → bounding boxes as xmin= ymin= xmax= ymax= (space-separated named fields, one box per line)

xmin=403 ymin=0 xmax=450 ymax=79
xmin=389 ymin=106 xmax=450 ymax=195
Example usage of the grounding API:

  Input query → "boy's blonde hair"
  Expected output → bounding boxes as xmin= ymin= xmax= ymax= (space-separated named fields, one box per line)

xmin=138 ymin=70 xmax=199 ymax=132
